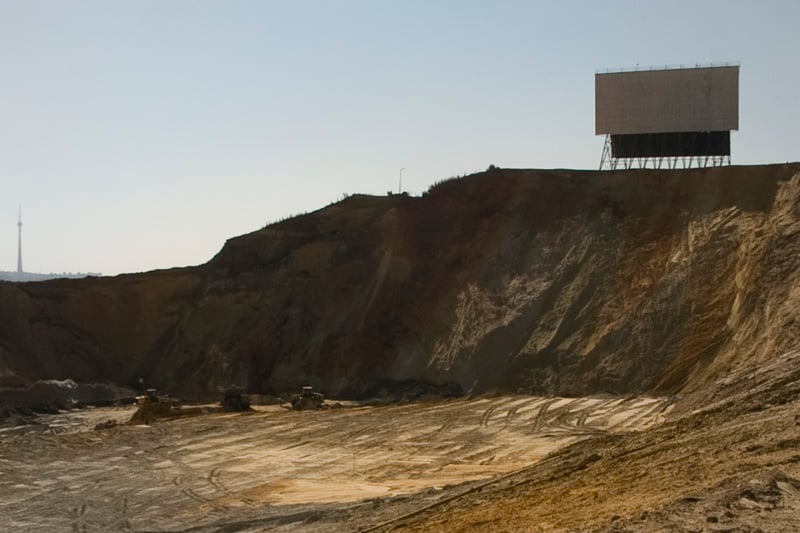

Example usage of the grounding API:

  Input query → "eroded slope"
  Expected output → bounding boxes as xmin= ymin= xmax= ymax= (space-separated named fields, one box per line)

xmin=0 ymin=164 xmax=798 ymax=403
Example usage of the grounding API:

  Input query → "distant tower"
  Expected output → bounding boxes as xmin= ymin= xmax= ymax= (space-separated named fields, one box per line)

xmin=17 ymin=205 xmax=23 ymax=274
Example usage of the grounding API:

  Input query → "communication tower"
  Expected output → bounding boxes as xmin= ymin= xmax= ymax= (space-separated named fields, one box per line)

xmin=17 ymin=206 xmax=23 ymax=274
xmin=596 ymin=63 xmax=739 ymax=170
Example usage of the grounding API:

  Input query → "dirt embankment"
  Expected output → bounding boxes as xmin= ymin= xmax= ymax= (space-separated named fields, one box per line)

xmin=0 ymin=164 xmax=798 ymax=404
xmin=380 ymin=347 xmax=800 ymax=532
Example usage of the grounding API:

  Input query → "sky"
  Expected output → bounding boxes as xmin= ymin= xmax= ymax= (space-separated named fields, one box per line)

xmin=1 ymin=0 xmax=798 ymax=276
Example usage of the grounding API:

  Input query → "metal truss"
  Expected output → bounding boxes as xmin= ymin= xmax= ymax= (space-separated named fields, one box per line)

xmin=599 ymin=135 xmax=731 ymax=170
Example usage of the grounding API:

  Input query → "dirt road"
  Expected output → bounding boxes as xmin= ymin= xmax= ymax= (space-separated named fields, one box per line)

xmin=0 ymin=395 xmax=670 ymax=531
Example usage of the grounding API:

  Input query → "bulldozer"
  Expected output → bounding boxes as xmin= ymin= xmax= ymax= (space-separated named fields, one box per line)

xmin=130 ymin=389 xmax=180 ymax=424
xmin=290 ymin=386 xmax=324 ymax=410
xmin=135 ymin=388 xmax=176 ymax=406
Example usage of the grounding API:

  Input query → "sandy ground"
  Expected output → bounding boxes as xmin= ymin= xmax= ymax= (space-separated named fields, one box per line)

xmin=376 ymin=349 xmax=800 ymax=532
xmin=0 ymin=395 xmax=671 ymax=531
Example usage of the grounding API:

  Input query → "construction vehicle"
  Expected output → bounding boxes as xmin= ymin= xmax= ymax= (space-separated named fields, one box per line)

xmin=290 ymin=386 xmax=324 ymax=410
xmin=130 ymin=389 xmax=180 ymax=424
xmin=135 ymin=388 xmax=161 ymax=406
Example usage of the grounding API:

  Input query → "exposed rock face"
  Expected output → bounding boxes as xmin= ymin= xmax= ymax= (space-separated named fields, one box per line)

xmin=0 ymin=164 xmax=798 ymax=400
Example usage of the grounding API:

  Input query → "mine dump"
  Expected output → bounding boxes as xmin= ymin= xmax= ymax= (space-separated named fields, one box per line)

xmin=3 ymin=161 xmax=800 ymax=531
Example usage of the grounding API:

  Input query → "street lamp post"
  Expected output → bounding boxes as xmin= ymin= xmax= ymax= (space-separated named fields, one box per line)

xmin=399 ymin=168 xmax=405 ymax=194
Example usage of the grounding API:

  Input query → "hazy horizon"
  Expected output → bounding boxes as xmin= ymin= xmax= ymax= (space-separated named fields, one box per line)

xmin=3 ymin=0 xmax=798 ymax=276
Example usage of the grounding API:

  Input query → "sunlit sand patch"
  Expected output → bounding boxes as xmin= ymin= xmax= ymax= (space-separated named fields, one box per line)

xmin=1 ymin=394 xmax=673 ymax=530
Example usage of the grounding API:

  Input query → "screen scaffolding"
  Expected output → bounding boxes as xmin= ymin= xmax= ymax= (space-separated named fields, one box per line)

xmin=595 ymin=64 xmax=739 ymax=170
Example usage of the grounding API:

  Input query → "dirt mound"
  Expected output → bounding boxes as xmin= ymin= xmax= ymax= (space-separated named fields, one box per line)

xmin=0 ymin=164 xmax=798 ymax=405
xmin=353 ymin=379 xmax=463 ymax=404
xmin=128 ymin=401 xmax=175 ymax=424
xmin=0 ymin=380 xmax=135 ymax=417
xmin=611 ymin=471 xmax=800 ymax=532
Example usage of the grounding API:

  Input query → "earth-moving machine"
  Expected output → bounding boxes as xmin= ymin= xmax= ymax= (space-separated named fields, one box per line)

xmin=290 ymin=386 xmax=324 ymax=410
xmin=135 ymin=388 xmax=173 ymax=406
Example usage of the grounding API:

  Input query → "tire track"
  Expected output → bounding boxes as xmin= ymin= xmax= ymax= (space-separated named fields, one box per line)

xmin=480 ymin=405 xmax=498 ymax=428
xmin=207 ymin=468 xmax=231 ymax=496
xmin=2 ymin=396 xmax=676 ymax=531
xmin=531 ymin=398 xmax=558 ymax=430
xmin=172 ymin=475 xmax=211 ymax=505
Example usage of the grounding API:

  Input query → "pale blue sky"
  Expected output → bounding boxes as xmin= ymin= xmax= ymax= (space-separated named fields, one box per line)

xmin=2 ymin=1 xmax=798 ymax=275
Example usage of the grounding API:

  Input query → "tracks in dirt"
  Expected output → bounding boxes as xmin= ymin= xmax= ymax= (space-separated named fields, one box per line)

xmin=0 ymin=395 xmax=672 ymax=531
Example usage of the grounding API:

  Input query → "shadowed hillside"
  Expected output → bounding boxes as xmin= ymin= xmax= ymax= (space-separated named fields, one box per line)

xmin=1 ymin=163 xmax=798 ymax=403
